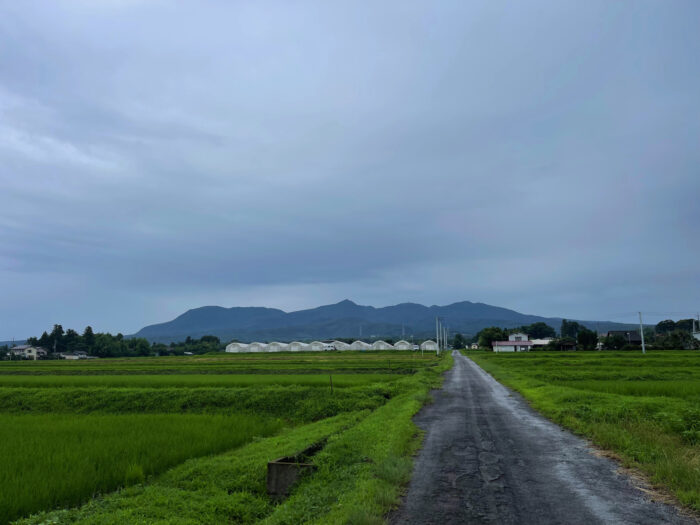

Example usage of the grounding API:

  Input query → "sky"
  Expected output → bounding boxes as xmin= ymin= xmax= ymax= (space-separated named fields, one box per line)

xmin=1 ymin=1 xmax=699 ymax=339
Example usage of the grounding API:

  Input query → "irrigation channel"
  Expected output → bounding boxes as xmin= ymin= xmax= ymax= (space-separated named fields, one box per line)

xmin=390 ymin=351 xmax=695 ymax=525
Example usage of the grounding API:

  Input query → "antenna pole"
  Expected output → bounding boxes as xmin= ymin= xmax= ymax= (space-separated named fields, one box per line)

xmin=639 ymin=312 xmax=646 ymax=354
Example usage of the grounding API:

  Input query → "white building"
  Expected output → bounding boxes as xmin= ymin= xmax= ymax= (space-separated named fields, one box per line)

xmin=420 ymin=340 xmax=438 ymax=351
xmin=9 ymin=345 xmax=48 ymax=360
xmin=394 ymin=340 xmax=412 ymax=350
xmin=372 ymin=340 xmax=394 ymax=350
xmin=350 ymin=340 xmax=371 ymax=350
xmin=248 ymin=342 xmax=267 ymax=353
xmin=289 ymin=341 xmax=310 ymax=352
xmin=225 ymin=342 xmax=249 ymax=353
xmin=332 ymin=341 xmax=350 ymax=351
xmin=60 ymin=351 xmax=88 ymax=360
xmin=530 ymin=338 xmax=554 ymax=348
xmin=470 ymin=343 xmax=479 ymax=349
xmin=309 ymin=341 xmax=326 ymax=351
xmin=492 ymin=333 xmax=534 ymax=352
xmin=267 ymin=342 xmax=288 ymax=353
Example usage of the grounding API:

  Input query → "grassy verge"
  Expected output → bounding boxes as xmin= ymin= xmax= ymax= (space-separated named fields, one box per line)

xmin=468 ymin=351 xmax=700 ymax=512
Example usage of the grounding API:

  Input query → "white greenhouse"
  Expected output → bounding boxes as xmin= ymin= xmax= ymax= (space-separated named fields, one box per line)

xmin=267 ymin=342 xmax=289 ymax=353
xmin=309 ymin=341 xmax=326 ymax=351
xmin=420 ymin=340 xmax=438 ymax=351
xmin=248 ymin=342 xmax=267 ymax=353
xmin=350 ymin=340 xmax=371 ymax=350
xmin=393 ymin=340 xmax=412 ymax=350
xmin=289 ymin=341 xmax=310 ymax=352
xmin=372 ymin=340 xmax=394 ymax=350
xmin=225 ymin=342 xmax=249 ymax=353
xmin=332 ymin=341 xmax=351 ymax=351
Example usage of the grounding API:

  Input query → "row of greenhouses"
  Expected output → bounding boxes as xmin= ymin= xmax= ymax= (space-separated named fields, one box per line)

xmin=224 ymin=339 xmax=438 ymax=353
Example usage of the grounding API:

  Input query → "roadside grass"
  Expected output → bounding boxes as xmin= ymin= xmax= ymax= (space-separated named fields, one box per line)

xmin=468 ymin=350 xmax=700 ymax=512
xmin=12 ymin=351 xmax=453 ymax=524
xmin=0 ymin=413 xmax=281 ymax=524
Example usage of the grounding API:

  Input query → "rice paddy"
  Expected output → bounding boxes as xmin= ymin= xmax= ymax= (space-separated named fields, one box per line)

xmin=0 ymin=350 xmax=447 ymax=524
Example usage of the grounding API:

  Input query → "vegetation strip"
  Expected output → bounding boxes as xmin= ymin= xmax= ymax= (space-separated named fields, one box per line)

xmin=467 ymin=350 xmax=700 ymax=513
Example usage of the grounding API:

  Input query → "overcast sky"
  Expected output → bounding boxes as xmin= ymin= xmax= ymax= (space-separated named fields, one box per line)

xmin=1 ymin=1 xmax=699 ymax=339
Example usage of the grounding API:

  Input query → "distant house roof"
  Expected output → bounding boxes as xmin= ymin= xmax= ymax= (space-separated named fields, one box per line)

xmin=492 ymin=341 xmax=534 ymax=346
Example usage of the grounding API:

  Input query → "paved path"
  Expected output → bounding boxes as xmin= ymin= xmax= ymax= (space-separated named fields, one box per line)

xmin=390 ymin=351 xmax=696 ymax=525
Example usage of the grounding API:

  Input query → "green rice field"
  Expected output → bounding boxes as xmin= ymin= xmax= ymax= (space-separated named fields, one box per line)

xmin=0 ymin=350 xmax=448 ymax=524
xmin=468 ymin=350 xmax=700 ymax=512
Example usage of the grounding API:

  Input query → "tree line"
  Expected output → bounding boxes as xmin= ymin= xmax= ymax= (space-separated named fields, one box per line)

xmin=2 ymin=325 xmax=225 ymax=358
xmin=450 ymin=318 xmax=699 ymax=351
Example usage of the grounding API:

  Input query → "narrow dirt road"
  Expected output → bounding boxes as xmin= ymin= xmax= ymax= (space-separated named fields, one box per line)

xmin=390 ymin=351 xmax=695 ymax=525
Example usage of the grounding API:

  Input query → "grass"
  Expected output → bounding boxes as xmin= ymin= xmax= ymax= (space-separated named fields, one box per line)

xmin=467 ymin=350 xmax=700 ymax=512
xmin=2 ymin=350 xmax=450 ymax=524
xmin=0 ymin=373 xmax=399 ymax=388
xmin=0 ymin=413 xmax=281 ymax=524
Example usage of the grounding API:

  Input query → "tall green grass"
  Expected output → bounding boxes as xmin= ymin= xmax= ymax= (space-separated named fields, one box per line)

xmin=0 ymin=373 xmax=398 ymax=388
xmin=0 ymin=413 xmax=281 ymax=524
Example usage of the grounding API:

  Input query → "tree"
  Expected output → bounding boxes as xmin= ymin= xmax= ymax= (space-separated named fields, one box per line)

xmin=655 ymin=320 xmax=676 ymax=334
xmin=577 ymin=328 xmax=598 ymax=350
xmin=49 ymin=324 xmax=65 ymax=353
xmin=477 ymin=327 xmax=506 ymax=349
xmin=560 ymin=319 xmax=581 ymax=339
xmin=602 ymin=334 xmax=626 ymax=350
xmin=521 ymin=322 xmax=556 ymax=339
xmin=676 ymin=319 xmax=695 ymax=332
xmin=82 ymin=326 xmax=95 ymax=350
xmin=452 ymin=333 xmax=466 ymax=350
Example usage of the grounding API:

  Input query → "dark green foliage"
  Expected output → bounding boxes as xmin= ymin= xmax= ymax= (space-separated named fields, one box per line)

xmin=576 ymin=327 xmax=598 ymax=350
xmin=452 ymin=333 xmax=466 ymax=349
xmin=560 ymin=319 xmax=581 ymax=338
xmin=519 ymin=322 xmax=556 ymax=339
xmin=476 ymin=327 xmax=506 ymax=348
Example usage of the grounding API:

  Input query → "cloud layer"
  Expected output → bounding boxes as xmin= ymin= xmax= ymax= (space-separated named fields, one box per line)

xmin=2 ymin=1 xmax=699 ymax=338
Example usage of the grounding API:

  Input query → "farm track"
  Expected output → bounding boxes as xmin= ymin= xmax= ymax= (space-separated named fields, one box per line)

xmin=390 ymin=351 xmax=696 ymax=525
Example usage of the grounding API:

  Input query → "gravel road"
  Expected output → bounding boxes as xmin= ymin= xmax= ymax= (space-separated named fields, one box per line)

xmin=390 ymin=351 xmax=696 ymax=525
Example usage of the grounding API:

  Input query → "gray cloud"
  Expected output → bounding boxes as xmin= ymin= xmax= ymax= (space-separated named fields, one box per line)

xmin=1 ymin=0 xmax=699 ymax=338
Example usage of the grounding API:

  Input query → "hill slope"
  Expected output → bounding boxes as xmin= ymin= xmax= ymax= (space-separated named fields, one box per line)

xmin=132 ymin=300 xmax=635 ymax=343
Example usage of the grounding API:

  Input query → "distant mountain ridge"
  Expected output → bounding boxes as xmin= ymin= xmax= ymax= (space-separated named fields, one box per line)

xmin=132 ymin=300 xmax=636 ymax=343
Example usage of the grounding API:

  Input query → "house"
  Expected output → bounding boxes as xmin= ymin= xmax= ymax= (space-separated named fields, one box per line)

xmin=289 ymin=341 xmax=310 ymax=352
xmin=60 ymin=351 xmax=88 ymax=360
xmin=420 ymin=340 xmax=438 ymax=351
xmin=371 ymin=340 xmax=394 ymax=350
xmin=394 ymin=340 xmax=412 ymax=350
xmin=491 ymin=333 xmax=533 ymax=352
xmin=9 ymin=345 xmax=48 ymax=360
xmin=248 ymin=342 xmax=267 ymax=352
xmin=267 ymin=342 xmax=289 ymax=353
xmin=225 ymin=342 xmax=249 ymax=353
xmin=332 ymin=341 xmax=351 ymax=351
xmin=606 ymin=330 xmax=642 ymax=344
xmin=350 ymin=340 xmax=371 ymax=350
xmin=530 ymin=338 xmax=554 ymax=348
xmin=470 ymin=343 xmax=479 ymax=349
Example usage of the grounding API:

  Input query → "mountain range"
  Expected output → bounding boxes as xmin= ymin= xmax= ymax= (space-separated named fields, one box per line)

xmin=132 ymin=300 xmax=637 ymax=343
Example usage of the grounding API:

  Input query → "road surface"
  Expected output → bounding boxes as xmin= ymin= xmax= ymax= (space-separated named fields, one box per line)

xmin=390 ymin=351 xmax=695 ymax=525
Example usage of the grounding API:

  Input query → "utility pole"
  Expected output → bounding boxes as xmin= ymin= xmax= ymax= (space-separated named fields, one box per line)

xmin=639 ymin=312 xmax=646 ymax=354
xmin=436 ymin=318 xmax=439 ymax=352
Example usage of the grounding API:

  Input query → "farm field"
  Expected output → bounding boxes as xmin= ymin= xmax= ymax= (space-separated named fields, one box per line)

xmin=1 ymin=350 xmax=449 ymax=524
xmin=467 ymin=350 xmax=700 ymax=512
